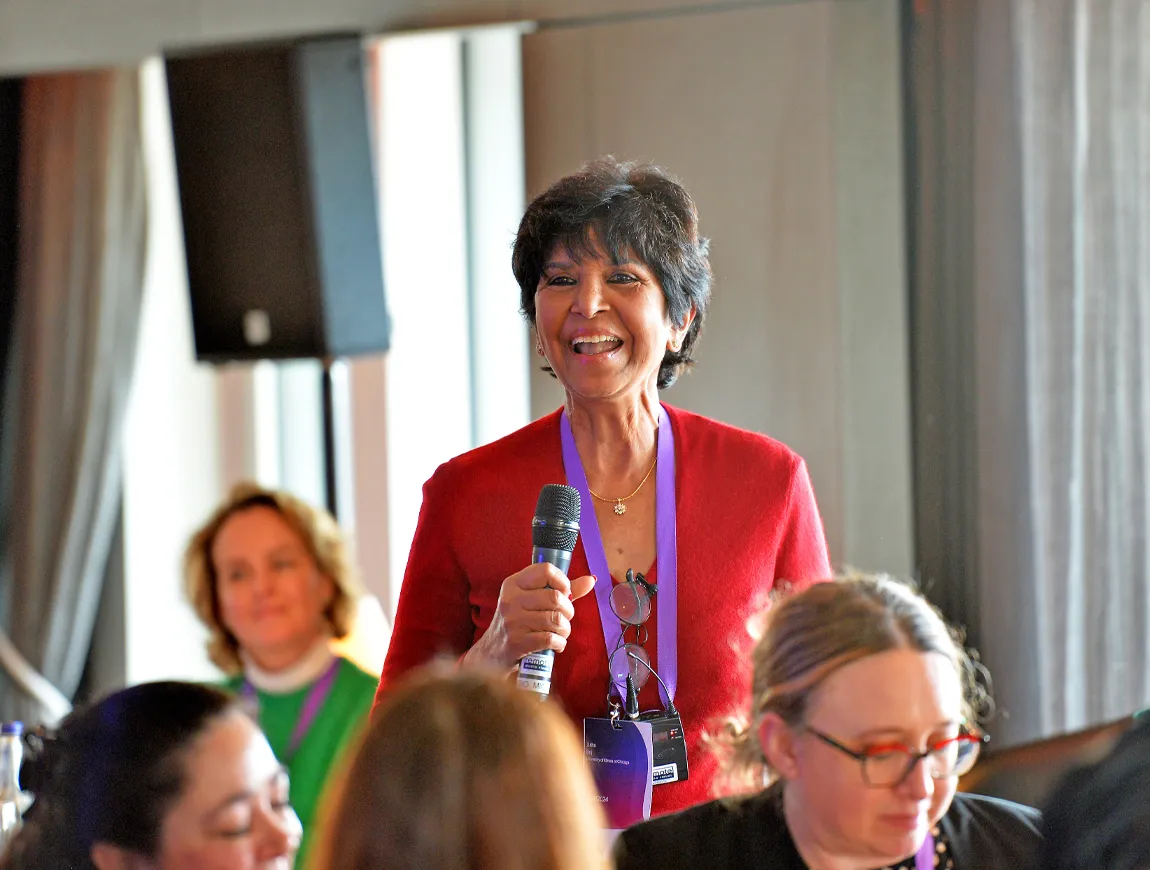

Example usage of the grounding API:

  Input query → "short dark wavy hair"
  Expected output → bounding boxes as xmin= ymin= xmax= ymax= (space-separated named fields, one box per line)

xmin=3 ymin=682 xmax=237 ymax=870
xmin=512 ymin=156 xmax=712 ymax=390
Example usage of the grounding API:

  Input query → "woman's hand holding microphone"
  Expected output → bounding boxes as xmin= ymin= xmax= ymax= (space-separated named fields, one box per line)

xmin=463 ymin=563 xmax=597 ymax=673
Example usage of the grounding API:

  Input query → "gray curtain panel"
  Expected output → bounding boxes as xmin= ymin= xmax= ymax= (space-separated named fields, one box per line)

xmin=1011 ymin=0 xmax=1150 ymax=735
xmin=910 ymin=0 xmax=1150 ymax=746
xmin=0 ymin=68 xmax=147 ymax=726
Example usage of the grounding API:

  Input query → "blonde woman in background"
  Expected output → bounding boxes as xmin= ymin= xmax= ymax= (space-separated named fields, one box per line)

xmin=614 ymin=573 xmax=1044 ymax=870
xmin=314 ymin=666 xmax=609 ymax=870
xmin=184 ymin=482 xmax=378 ymax=869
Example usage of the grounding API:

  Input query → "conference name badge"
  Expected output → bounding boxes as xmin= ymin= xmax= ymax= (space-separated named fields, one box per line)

xmin=583 ymin=717 xmax=653 ymax=833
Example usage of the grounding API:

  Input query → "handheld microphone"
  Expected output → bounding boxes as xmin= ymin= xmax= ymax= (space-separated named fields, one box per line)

xmin=516 ymin=483 xmax=581 ymax=699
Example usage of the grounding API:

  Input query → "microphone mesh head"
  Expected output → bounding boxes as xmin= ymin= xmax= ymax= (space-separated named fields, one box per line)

xmin=533 ymin=484 xmax=580 ymax=551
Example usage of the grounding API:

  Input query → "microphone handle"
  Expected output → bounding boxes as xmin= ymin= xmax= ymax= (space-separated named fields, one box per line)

xmin=515 ymin=546 xmax=574 ymax=698
xmin=531 ymin=546 xmax=573 ymax=575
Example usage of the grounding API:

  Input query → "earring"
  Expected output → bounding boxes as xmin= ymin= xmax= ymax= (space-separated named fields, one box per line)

xmin=536 ymin=341 xmax=545 ymax=356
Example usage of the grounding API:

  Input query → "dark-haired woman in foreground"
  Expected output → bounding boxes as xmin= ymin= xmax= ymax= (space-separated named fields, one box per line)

xmin=378 ymin=156 xmax=831 ymax=815
xmin=614 ymin=574 xmax=1044 ymax=870
xmin=0 ymin=681 xmax=300 ymax=870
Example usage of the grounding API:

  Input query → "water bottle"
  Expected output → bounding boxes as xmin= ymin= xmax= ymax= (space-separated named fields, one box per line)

xmin=0 ymin=722 xmax=24 ymax=854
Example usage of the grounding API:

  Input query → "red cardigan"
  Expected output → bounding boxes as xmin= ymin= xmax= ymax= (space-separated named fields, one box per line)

xmin=376 ymin=404 xmax=831 ymax=816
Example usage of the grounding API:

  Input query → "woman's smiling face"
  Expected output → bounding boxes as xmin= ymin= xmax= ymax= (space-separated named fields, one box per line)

xmin=533 ymin=235 xmax=692 ymax=405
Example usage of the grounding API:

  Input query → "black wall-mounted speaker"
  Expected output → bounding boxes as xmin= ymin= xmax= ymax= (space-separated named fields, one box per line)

xmin=166 ymin=36 xmax=390 ymax=362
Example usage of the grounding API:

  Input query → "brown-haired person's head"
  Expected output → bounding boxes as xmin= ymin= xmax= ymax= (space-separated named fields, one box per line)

xmin=183 ymin=481 xmax=363 ymax=675
xmin=313 ymin=667 xmax=608 ymax=870
xmin=714 ymin=573 xmax=989 ymax=869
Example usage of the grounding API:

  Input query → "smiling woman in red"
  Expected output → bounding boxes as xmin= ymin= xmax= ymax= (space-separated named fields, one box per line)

xmin=376 ymin=157 xmax=831 ymax=817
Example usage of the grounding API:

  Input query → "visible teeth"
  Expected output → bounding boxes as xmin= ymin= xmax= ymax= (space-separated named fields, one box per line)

xmin=571 ymin=335 xmax=620 ymax=346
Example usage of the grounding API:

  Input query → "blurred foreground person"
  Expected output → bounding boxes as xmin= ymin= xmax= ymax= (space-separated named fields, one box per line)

xmin=314 ymin=667 xmax=608 ymax=870
xmin=0 ymin=681 xmax=300 ymax=870
xmin=614 ymin=574 xmax=1043 ymax=870
xmin=1037 ymin=715 xmax=1150 ymax=870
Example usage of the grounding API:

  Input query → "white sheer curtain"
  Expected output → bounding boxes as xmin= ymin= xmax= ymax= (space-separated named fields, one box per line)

xmin=1014 ymin=0 xmax=1150 ymax=734
xmin=0 ymin=68 xmax=147 ymax=726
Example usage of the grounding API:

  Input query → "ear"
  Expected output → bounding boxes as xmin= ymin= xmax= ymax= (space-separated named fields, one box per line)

xmin=668 ymin=305 xmax=697 ymax=351
xmin=758 ymin=712 xmax=801 ymax=781
xmin=91 ymin=842 xmax=151 ymax=870
xmin=320 ymin=573 xmax=338 ymax=612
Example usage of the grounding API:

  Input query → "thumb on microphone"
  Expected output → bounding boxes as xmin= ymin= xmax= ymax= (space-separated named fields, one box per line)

xmin=570 ymin=574 xmax=597 ymax=601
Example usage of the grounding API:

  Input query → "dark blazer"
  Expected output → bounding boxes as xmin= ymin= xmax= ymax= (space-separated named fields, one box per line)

xmin=614 ymin=785 xmax=1043 ymax=870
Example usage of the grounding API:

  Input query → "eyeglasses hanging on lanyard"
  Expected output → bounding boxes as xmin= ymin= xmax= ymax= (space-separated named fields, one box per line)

xmin=604 ymin=567 xmax=690 ymax=785
xmin=608 ymin=569 xmax=661 ymax=695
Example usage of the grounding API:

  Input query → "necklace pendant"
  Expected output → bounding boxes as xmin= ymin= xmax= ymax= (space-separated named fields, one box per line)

xmin=613 ymin=501 xmax=627 ymax=516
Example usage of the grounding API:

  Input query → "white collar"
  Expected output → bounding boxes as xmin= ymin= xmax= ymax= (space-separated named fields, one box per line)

xmin=241 ymin=637 xmax=336 ymax=694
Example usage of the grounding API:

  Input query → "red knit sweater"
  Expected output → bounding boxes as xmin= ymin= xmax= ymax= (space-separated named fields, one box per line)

xmin=376 ymin=404 xmax=831 ymax=816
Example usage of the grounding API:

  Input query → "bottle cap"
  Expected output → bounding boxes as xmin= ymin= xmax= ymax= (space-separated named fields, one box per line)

xmin=0 ymin=722 xmax=23 ymax=736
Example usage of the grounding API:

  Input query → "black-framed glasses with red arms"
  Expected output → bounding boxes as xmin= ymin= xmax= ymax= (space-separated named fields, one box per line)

xmin=803 ymin=725 xmax=989 ymax=788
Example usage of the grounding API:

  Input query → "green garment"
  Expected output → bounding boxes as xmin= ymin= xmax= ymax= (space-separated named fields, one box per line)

xmin=224 ymin=657 xmax=377 ymax=869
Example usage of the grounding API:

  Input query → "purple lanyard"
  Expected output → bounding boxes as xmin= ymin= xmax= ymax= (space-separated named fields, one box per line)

xmin=915 ymin=834 xmax=935 ymax=870
xmin=560 ymin=404 xmax=678 ymax=707
xmin=243 ymin=659 xmax=340 ymax=761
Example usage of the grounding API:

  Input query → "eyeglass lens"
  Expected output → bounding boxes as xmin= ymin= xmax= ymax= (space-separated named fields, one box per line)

xmin=865 ymin=738 xmax=980 ymax=786
xmin=609 ymin=643 xmax=651 ymax=689
xmin=610 ymin=579 xmax=653 ymax=625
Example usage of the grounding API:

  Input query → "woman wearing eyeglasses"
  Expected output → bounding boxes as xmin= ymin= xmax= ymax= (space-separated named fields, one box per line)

xmin=613 ymin=573 xmax=1043 ymax=870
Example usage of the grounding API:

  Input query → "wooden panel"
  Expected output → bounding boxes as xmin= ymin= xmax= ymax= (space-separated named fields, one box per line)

xmin=831 ymin=0 xmax=914 ymax=576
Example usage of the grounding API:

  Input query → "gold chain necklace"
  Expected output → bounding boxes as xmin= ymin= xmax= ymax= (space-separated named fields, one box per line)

xmin=587 ymin=456 xmax=658 ymax=516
